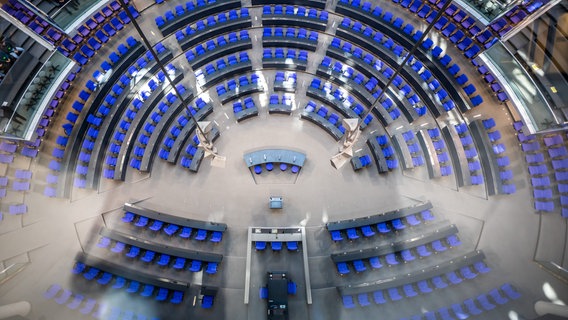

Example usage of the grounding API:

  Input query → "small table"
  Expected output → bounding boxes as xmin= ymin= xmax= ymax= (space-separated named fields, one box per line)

xmin=269 ymin=197 xmax=283 ymax=209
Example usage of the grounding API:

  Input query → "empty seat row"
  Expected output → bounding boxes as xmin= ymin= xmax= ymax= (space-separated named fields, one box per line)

xmin=262 ymin=5 xmax=329 ymax=21
xmin=335 ymin=234 xmax=461 ymax=275
xmin=97 ymin=236 xmax=218 ymax=274
xmin=308 ymin=77 xmax=374 ymax=126
xmin=72 ymin=262 xmax=184 ymax=304
xmin=255 ymin=241 xmax=299 ymax=251
xmin=401 ymin=283 xmax=521 ymax=319
xmin=157 ymin=7 xmax=248 ymax=29
xmin=263 ymin=27 xmax=319 ymax=42
xmin=330 ymin=209 xmax=434 ymax=242
xmin=44 ymin=284 xmax=158 ymax=319
xmin=121 ymin=211 xmax=223 ymax=243
xmin=233 ymin=97 xmax=259 ymax=122
xmin=130 ymin=85 xmax=190 ymax=170
xmin=159 ymin=98 xmax=209 ymax=165
xmin=341 ymin=259 xmax=490 ymax=308
xmin=303 ymin=101 xmax=346 ymax=139
xmin=173 ymin=8 xmax=250 ymax=40
xmin=184 ymin=30 xmax=249 ymax=65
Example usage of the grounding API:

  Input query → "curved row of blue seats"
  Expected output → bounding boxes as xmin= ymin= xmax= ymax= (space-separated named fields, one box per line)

xmin=262 ymin=5 xmax=328 ymax=20
xmin=72 ymin=262 xmax=184 ymax=304
xmin=337 ymin=234 xmax=462 ymax=275
xmin=263 ymin=47 xmax=308 ymax=61
xmin=108 ymin=81 xmax=180 ymax=170
xmin=174 ymin=8 xmax=249 ymax=39
xmin=43 ymin=284 xmax=159 ymax=319
xmin=339 ymin=17 xmax=482 ymax=111
xmin=121 ymin=211 xmax=223 ymax=243
xmin=195 ymin=51 xmax=251 ymax=89
xmin=156 ymin=0 xmax=243 ymax=40
xmin=262 ymin=27 xmax=319 ymax=42
xmin=338 ymin=0 xmax=488 ymax=54
xmin=427 ymin=128 xmax=452 ymax=176
xmin=158 ymin=97 xmax=208 ymax=164
xmin=76 ymin=43 xmax=166 ymax=185
xmin=479 ymin=119 xmax=515 ymax=193
xmin=454 ymin=122 xmax=493 ymax=187
xmin=156 ymin=4 xmax=247 ymax=28
xmin=104 ymin=66 xmax=176 ymax=180
xmin=304 ymin=101 xmax=346 ymax=134
xmin=63 ymin=38 xmax=142 ymax=188
xmin=516 ymin=122 xmax=568 ymax=202
xmin=184 ymin=30 xmax=250 ymax=69
xmin=179 ymin=133 xmax=202 ymax=169
xmin=330 ymin=209 xmax=434 ymax=242
xmin=216 ymin=74 xmax=260 ymax=97
xmin=71 ymin=5 xmax=138 ymax=65
xmin=372 ymin=134 xmax=399 ymax=170
xmin=129 ymin=86 xmax=190 ymax=170
xmin=155 ymin=0 xmax=218 ymax=21
xmin=320 ymin=54 xmax=414 ymax=121
xmin=308 ymin=78 xmax=373 ymax=125
xmin=337 ymin=8 xmax=484 ymax=111
xmin=342 ymin=259 xmax=491 ymax=309
xmin=400 ymin=283 xmax=521 ymax=319
xmin=98 ymin=236 xmax=218 ymax=273
xmin=401 ymin=130 xmax=425 ymax=167
xmin=328 ymin=33 xmax=442 ymax=120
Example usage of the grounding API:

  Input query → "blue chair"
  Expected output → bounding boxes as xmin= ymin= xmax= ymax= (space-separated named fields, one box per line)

xmin=271 ymin=241 xmax=282 ymax=251
xmin=149 ymin=220 xmax=163 ymax=231
xmin=206 ymin=262 xmax=218 ymax=274
xmin=141 ymin=250 xmax=155 ymax=263
xmin=346 ymin=228 xmax=359 ymax=240
xmin=477 ymin=294 xmax=496 ymax=311
xmin=353 ymin=259 xmax=366 ymax=272
xmin=403 ymin=284 xmax=418 ymax=297
xmin=179 ymin=227 xmax=192 ymax=238
xmin=501 ymin=283 xmax=521 ymax=300
xmin=369 ymin=256 xmax=382 ymax=269
xmin=170 ymin=290 xmax=183 ymax=304
xmin=210 ymin=231 xmax=223 ymax=243
xmin=259 ymin=287 xmax=268 ymax=299
xmin=140 ymin=284 xmax=154 ymax=297
xmin=157 ymin=254 xmax=171 ymax=267
xmin=195 ymin=229 xmax=207 ymax=240
xmin=202 ymin=295 xmax=214 ymax=308
xmin=474 ymin=261 xmax=491 ymax=274
xmin=173 ymin=258 xmax=186 ymax=270
xmin=361 ymin=225 xmax=375 ymax=237
xmin=189 ymin=260 xmax=202 ymax=272
xmin=156 ymin=288 xmax=169 ymax=304
xmin=342 ymin=295 xmax=356 ymax=308
xmin=285 ymin=241 xmax=298 ymax=251
xmin=464 ymin=298 xmax=483 ymax=315
xmin=126 ymin=281 xmax=140 ymax=293
xmin=337 ymin=262 xmax=350 ymax=275
xmin=447 ymin=271 xmax=463 ymax=284
xmin=432 ymin=276 xmax=448 ymax=289
xmin=125 ymin=246 xmax=140 ymax=258
xmin=256 ymin=241 xmax=266 ymax=250
xmin=417 ymin=280 xmax=432 ymax=293
xmin=287 ymin=281 xmax=297 ymax=295
xmin=388 ymin=288 xmax=403 ymax=301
